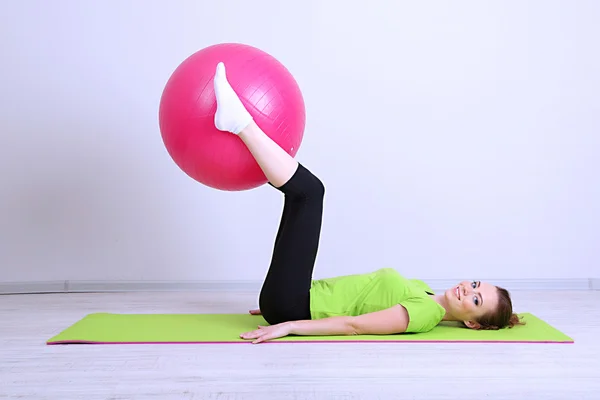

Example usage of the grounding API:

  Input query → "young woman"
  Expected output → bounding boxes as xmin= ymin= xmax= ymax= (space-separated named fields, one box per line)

xmin=213 ymin=62 xmax=521 ymax=344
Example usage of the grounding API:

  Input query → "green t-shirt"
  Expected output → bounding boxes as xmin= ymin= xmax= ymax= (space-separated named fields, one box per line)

xmin=309 ymin=268 xmax=446 ymax=333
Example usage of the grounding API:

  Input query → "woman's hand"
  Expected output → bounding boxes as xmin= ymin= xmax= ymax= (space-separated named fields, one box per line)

xmin=248 ymin=309 xmax=262 ymax=315
xmin=240 ymin=322 xmax=291 ymax=344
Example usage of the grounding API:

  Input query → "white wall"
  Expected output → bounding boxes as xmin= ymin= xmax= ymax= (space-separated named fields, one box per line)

xmin=1 ymin=0 xmax=598 ymax=284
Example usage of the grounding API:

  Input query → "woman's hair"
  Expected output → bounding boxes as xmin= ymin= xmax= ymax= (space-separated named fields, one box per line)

xmin=475 ymin=286 xmax=524 ymax=330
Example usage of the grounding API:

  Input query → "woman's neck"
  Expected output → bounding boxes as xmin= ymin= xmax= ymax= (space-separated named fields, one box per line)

xmin=429 ymin=293 xmax=457 ymax=321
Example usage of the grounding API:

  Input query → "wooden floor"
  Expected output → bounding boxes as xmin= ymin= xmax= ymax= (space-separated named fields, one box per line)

xmin=1 ymin=290 xmax=599 ymax=399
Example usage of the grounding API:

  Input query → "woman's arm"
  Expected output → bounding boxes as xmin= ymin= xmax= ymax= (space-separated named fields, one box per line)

xmin=240 ymin=304 xmax=409 ymax=343
xmin=289 ymin=304 xmax=409 ymax=336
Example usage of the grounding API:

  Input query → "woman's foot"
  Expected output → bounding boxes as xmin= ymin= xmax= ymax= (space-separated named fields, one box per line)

xmin=213 ymin=62 xmax=253 ymax=134
xmin=212 ymin=61 xmax=298 ymax=188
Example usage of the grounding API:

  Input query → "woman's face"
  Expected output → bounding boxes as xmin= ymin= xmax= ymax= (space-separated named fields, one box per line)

xmin=444 ymin=280 xmax=499 ymax=329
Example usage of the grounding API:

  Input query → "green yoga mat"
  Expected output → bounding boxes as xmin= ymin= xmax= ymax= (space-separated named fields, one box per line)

xmin=46 ymin=312 xmax=573 ymax=344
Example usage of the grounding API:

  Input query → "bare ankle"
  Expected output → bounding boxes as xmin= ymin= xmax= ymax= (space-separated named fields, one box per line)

xmin=238 ymin=120 xmax=259 ymax=139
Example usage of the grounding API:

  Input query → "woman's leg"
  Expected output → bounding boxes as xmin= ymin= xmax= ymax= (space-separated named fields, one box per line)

xmin=213 ymin=62 xmax=298 ymax=187
xmin=213 ymin=62 xmax=324 ymax=325
xmin=258 ymin=164 xmax=324 ymax=324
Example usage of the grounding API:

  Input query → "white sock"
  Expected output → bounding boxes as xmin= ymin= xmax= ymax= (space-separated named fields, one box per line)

xmin=213 ymin=62 xmax=253 ymax=134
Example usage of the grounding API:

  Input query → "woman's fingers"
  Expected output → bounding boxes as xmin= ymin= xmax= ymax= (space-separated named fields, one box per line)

xmin=240 ymin=325 xmax=286 ymax=344
xmin=249 ymin=309 xmax=262 ymax=315
xmin=240 ymin=325 xmax=279 ymax=343
xmin=240 ymin=326 xmax=266 ymax=339
xmin=240 ymin=331 xmax=258 ymax=339
xmin=253 ymin=329 xmax=273 ymax=344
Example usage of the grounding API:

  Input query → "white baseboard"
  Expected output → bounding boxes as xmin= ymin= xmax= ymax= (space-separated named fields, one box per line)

xmin=68 ymin=280 xmax=261 ymax=293
xmin=0 ymin=280 xmax=261 ymax=295
xmin=0 ymin=278 xmax=597 ymax=295
xmin=0 ymin=281 xmax=68 ymax=294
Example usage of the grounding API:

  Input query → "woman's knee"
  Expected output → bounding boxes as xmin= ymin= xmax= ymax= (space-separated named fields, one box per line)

xmin=300 ymin=165 xmax=325 ymax=199
xmin=308 ymin=175 xmax=325 ymax=199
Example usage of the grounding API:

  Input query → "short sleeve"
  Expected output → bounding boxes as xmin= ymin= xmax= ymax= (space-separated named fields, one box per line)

xmin=399 ymin=297 xmax=446 ymax=333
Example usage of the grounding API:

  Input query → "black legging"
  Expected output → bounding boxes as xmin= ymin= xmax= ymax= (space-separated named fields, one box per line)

xmin=258 ymin=163 xmax=325 ymax=325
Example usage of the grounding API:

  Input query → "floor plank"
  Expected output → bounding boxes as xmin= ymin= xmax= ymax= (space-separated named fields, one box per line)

xmin=1 ymin=290 xmax=599 ymax=399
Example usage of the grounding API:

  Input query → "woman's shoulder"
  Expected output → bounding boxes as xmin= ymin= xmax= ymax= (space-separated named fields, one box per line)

xmin=372 ymin=269 xmax=435 ymax=292
xmin=399 ymin=295 xmax=446 ymax=333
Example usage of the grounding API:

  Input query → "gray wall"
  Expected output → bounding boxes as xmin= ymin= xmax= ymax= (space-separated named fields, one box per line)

xmin=1 ymin=0 xmax=598 ymax=285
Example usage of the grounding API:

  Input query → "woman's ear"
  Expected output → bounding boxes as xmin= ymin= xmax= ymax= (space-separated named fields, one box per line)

xmin=464 ymin=320 xmax=481 ymax=330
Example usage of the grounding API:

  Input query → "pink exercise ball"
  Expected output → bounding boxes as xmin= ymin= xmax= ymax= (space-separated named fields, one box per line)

xmin=158 ymin=43 xmax=306 ymax=191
